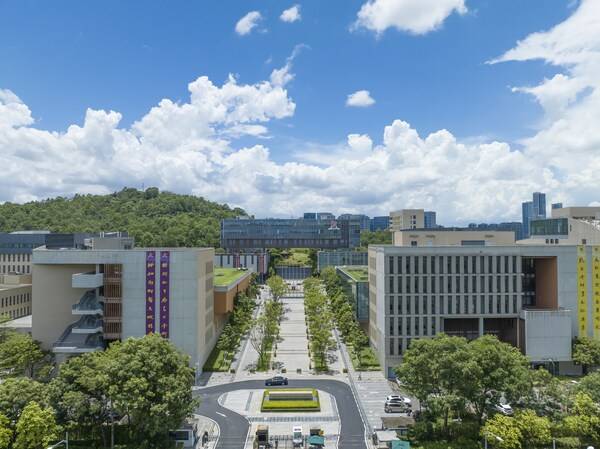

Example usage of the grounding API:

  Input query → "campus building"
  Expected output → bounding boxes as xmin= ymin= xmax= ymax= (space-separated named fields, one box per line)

xmin=221 ymin=218 xmax=361 ymax=250
xmin=392 ymin=229 xmax=515 ymax=247
xmin=390 ymin=209 xmax=437 ymax=232
xmin=317 ymin=250 xmax=368 ymax=272
xmin=0 ymin=274 xmax=32 ymax=321
xmin=336 ymin=266 xmax=369 ymax=326
xmin=338 ymin=214 xmax=371 ymax=231
xmin=367 ymin=244 xmax=593 ymax=377
xmin=519 ymin=206 xmax=600 ymax=246
xmin=370 ymin=216 xmax=391 ymax=232
xmin=31 ymin=247 xmax=223 ymax=370
xmin=214 ymin=250 xmax=269 ymax=282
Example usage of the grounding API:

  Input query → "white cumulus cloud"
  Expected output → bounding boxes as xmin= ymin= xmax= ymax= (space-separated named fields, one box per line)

xmin=235 ymin=11 xmax=262 ymax=36
xmin=346 ymin=90 xmax=376 ymax=107
xmin=354 ymin=0 xmax=467 ymax=35
xmin=281 ymin=5 xmax=301 ymax=23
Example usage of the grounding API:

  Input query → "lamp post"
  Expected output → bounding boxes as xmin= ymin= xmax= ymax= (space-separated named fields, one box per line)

xmin=483 ymin=431 xmax=503 ymax=449
xmin=46 ymin=432 xmax=69 ymax=449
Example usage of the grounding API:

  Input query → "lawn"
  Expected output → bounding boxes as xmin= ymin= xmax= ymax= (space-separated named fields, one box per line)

xmin=348 ymin=344 xmax=381 ymax=371
xmin=340 ymin=266 xmax=368 ymax=282
xmin=203 ymin=345 xmax=230 ymax=372
xmin=261 ymin=389 xmax=321 ymax=412
xmin=214 ymin=267 xmax=247 ymax=287
xmin=278 ymin=249 xmax=312 ymax=266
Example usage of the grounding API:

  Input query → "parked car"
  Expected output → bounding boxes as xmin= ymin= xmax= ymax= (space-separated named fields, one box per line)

xmin=265 ymin=376 xmax=288 ymax=386
xmin=495 ymin=403 xmax=514 ymax=416
xmin=292 ymin=426 xmax=303 ymax=447
xmin=384 ymin=401 xmax=411 ymax=413
xmin=386 ymin=395 xmax=412 ymax=406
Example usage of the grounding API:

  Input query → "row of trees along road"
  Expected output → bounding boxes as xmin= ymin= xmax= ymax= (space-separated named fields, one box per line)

xmin=397 ymin=333 xmax=600 ymax=449
xmin=249 ymin=275 xmax=285 ymax=371
xmin=0 ymin=317 xmax=197 ymax=449
xmin=303 ymin=278 xmax=336 ymax=371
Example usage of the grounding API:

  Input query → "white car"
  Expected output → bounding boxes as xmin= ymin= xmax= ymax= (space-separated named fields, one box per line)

xmin=386 ymin=395 xmax=412 ymax=406
xmin=495 ymin=403 xmax=514 ymax=416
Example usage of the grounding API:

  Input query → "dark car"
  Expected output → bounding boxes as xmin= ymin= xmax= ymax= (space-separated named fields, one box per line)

xmin=265 ymin=376 xmax=288 ymax=386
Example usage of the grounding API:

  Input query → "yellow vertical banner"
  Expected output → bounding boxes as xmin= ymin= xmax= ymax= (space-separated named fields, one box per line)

xmin=593 ymin=246 xmax=600 ymax=339
xmin=577 ymin=245 xmax=588 ymax=336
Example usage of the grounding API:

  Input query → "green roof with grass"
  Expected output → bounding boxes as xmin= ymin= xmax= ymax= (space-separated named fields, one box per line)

xmin=338 ymin=266 xmax=368 ymax=283
xmin=214 ymin=267 xmax=249 ymax=287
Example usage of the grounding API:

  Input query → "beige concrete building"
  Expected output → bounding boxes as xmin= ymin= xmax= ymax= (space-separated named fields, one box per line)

xmin=0 ymin=274 xmax=32 ymax=320
xmin=390 ymin=210 xmax=424 ymax=231
xmin=518 ymin=206 xmax=600 ymax=246
xmin=32 ymin=247 xmax=218 ymax=370
xmin=393 ymin=229 xmax=515 ymax=247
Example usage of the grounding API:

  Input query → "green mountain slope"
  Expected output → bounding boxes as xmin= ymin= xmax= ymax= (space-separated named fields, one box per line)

xmin=0 ymin=187 xmax=246 ymax=248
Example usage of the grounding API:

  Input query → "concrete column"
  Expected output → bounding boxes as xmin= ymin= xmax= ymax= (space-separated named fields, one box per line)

xmin=479 ymin=317 xmax=484 ymax=336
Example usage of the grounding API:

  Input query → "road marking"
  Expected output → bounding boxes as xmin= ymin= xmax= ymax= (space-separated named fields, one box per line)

xmin=216 ymin=411 xmax=227 ymax=418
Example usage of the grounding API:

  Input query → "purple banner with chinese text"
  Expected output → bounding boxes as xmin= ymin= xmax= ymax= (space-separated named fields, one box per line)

xmin=145 ymin=251 xmax=156 ymax=334
xmin=159 ymin=251 xmax=170 ymax=338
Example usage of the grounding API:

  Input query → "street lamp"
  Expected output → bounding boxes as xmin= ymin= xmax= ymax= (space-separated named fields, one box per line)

xmin=483 ymin=431 xmax=503 ymax=449
xmin=46 ymin=433 xmax=68 ymax=449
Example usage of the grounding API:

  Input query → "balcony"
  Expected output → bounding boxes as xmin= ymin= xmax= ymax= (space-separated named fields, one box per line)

xmin=71 ymin=315 xmax=103 ymax=334
xmin=72 ymin=290 xmax=104 ymax=316
xmin=72 ymin=272 xmax=104 ymax=289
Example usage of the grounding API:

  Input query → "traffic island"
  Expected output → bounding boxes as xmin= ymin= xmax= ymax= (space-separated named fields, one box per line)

xmin=261 ymin=388 xmax=321 ymax=412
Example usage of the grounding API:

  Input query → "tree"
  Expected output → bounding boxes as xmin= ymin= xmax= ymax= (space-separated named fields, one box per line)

xmin=0 ymin=332 xmax=46 ymax=379
xmin=462 ymin=335 xmax=530 ymax=424
xmin=48 ymin=351 xmax=112 ymax=445
xmin=515 ymin=410 xmax=551 ymax=449
xmin=267 ymin=275 xmax=287 ymax=302
xmin=13 ymin=402 xmax=59 ymax=449
xmin=105 ymin=334 xmax=197 ymax=447
xmin=561 ymin=393 xmax=600 ymax=443
xmin=0 ymin=414 xmax=11 ymax=449
xmin=0 ymin=378 xmax=48 ymax=423
xmin=359 ymin=230 xmax=392 ymax=249
xmin=249 ymin=315 xmax=270 ymax=370
xmin=481 ymin=414 xmax=522 ymax=449
xmin=578 ymin=371 xmax=600 ymax=403
xmin=572 ymin=337 xmax=600 ymax=374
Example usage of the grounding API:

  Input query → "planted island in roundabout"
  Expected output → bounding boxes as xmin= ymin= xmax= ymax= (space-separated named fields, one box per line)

xmin=261 ymin=388 xmax=321 ymax=412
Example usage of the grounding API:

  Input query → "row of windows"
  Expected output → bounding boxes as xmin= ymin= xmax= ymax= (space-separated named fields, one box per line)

xmin=388 ymin=274 xmax=520 ymax=294
xmin=389 ymin=337 xmax=419 ymax=356
xmin=0 ymin=292 xmax=31 ymax=308
xmin=0 ymin=253 xmax=31 ymax=262
xmin=387 ymin=294 xmax=520 ymax=317
xmin=2 ymin=306 xmax=31 ymax=320
xmin=0 ymin=265 xmax=30 ymax=274
xmin=389 ymin=316 xmax=438 ymax=338
xmin=388 ymin=255 xmax=519 ymax=275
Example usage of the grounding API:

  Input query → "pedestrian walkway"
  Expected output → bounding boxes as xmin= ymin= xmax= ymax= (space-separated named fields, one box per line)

xmin=273 ymin=293 xmax=311 ymax=373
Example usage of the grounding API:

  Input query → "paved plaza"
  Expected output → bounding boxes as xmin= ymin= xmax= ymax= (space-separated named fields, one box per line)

xmin=273 ymin=293 xmax=311 ymax=373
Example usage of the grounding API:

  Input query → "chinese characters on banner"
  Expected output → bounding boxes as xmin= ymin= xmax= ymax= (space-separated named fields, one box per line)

xmin=577 ymin=245 xmax=588 ymax=336
xmin=593 ymin=246 xmax=600 ymax=339
xmin=159 ymin=251 xmax=170 ymax=338
xmin=145 ymin=251 xmax=156 ymax=335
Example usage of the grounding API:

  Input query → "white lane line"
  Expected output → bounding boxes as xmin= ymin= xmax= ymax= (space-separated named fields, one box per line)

xmin=216 ymin=411 xmax=227 ymax=418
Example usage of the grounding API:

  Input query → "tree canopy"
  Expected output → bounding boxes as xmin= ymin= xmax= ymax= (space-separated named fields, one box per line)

xmin=0 ymin=187 xmax=246 ymax=248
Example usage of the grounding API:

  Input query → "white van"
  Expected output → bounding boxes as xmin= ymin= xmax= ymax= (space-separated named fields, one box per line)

xmin=292 ymin=426 xmax=303 ymax=447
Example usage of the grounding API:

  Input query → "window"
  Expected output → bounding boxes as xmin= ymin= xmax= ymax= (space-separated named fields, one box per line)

xmin=389 ymin=276 xmax=395 ymax=294
xmin=398 ymin=257 xmax=403 ymax=274
xmin=456 ymin=276 xmax=461 ymax=293
xmin=415 ymin=317 xmax=420 ymax=336
xmin=407 ymin=317 xmax=412 ymax=335
xmin=448 ymin=297 xmax=453 ymax=314
xmin=488 ymin=256 xmax=493 ymax=272
xmin=513 ymin=276 xmax=517 ymax=292
xmin=431 ymin=317 xmax=436 ymax=335
xmin=423 ymin=256 xmax=428 ymax=274
xmin=399 ymin=276 xmax=403 ymax=293
xmin=447 ymin=257 xmax=452 ymax=274
xmin=496 ymin=276 xmax=501 ymax=292
xmin=389 ymin=340 xmax=395 ymax=355
xmin=415 ymin=297 xmax=420 ymax=315
xmin=497 ymin=295 xmax=501 ymax=314
xmin=439 ymin=256 xmax=444 ymax=274
xmin=448 ymin=277 xmax=452 ymax=293
xmin=398 ymin=296 xmax=403 ymax=315
xmin=505 ymin=276 xmax=509 ymax=293
xmin=480 ymin=295 xmax=485 ymax=314
xmin=431 ymin=257 xmax=436 ymax=274
xmin=505 ymin=295 xmax=510 ymax=314
xmin=472 ymin=257 xmax=477 ymax=274
xmin=456 ymin=256 xmax=460 ymax=274
xmin=423 ymin=276 xmax=428 ymax=293
xmin=406 ymin=277 xmax=411 ymax=293
xmin=488 ymin=276 xmax=493 ymax=292
xmin=423 ymin=316 xmax=428 ymax=335
xmin=472 ymin=276 xmax=477 ymax=293
xmin=432 ymin=296 xmax=436 ymax=314
xmin=390 ymin=296 xmax=395 ymax=314
xmin=504 ymin=256 xmax=509 ymax=273
xmin=406 ymin=257 xmax=411 ymax=274
xmin=415 ymin=276 xmax=420 ymax=293
xmin=489 ymin=297 xmax=493 ymax=314
xmin=398 ymin=317 xmax=403 ymax=335
xmin=512 ymin=256 xmax=517 ymax=273
xmin=415 ymin=257 xmax=419 ymax=274
xmin=513 ymin=295 xmax=517 ymax=313
xmin=432 ymin=276 xmax=436 ymax=293
xmin=464 ymin=276 xmax=469 ymax=293
xmin=407 ymin=297 xmax=412 ymax=315
xmin=398 ymin=338 xmax=403 ymax=355
xmin=390 ymin=317 xmax=395 ymax=336
xmin=464 ymin=256 xmax=469 ymax=273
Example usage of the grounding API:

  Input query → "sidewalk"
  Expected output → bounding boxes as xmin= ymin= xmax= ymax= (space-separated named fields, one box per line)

xmin=272 ymin=293 xmax=311 ymax=373
xmin=193 ymin=414 xmax=219 ymax=449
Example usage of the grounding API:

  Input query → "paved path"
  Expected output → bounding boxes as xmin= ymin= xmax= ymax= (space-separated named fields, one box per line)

xmin=195 ymin=379 xmax=367 ymax=449
xmin=273 ymin=293 xmax=311 ymax=373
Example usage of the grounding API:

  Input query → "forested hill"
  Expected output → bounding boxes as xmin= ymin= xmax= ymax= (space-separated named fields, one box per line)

xmin=0 ymin=187 xmax=247 ymax=248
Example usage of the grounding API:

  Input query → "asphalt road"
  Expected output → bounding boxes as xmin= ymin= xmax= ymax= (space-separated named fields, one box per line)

xmin=195 ymin=379 xmax=367 ymax=449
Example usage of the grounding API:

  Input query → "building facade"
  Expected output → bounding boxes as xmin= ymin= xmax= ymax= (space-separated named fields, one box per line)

xmin=368 ymin=245 xmax=585 ymax=377
xmin=32 ymin=247 xmax=217 ymax=370
xmin=520 ymin=207 xmax=600 ymax=246
xmin=214 ymin=250 xmax=269 ymax=282
xmin=390 ymin=210 xmax=424 ymax=231
xmin=338 ymin=214 xmax=371 ymax=231
xmin=424 ymin=212 xmax=437 ymax=229
xmin=393 ymin=229 xmax=515 ymax=247
xmin=221 ymin=218 xmax=361 ymax=250
xmin=0 ymin=274 xmax=32 ymax=320
xmin=370 ymin=216 xmax=391 ymax=232
xmin=533 ymin=192 xmax=547 ymax=219
xmin=337 ymin=266 xmax=369 ymax=325
xmin=317 ymin=250 xmax=368 ymax=272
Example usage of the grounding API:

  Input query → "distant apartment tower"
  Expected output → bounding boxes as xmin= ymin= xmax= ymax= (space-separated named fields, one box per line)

xmin=424 ymin=211 xmax=437 ymax=229
xmin=522 ymin=193 xmax=547 ymax=239
xmin=522 ymin=201 xmax=534 ymax=239
xmin=370 ymin=216 xmax=390 ymax=232
xmin=390 ymin=209 xmax=424 ymax=231
xmin=533 ymin=192 xmax=547 ymax=219
xmin=552 ymin=203 xmax=563 ymax=210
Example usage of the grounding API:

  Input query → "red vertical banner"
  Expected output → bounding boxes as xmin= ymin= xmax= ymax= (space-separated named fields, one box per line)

xmin=145 ymin=251 xmax=156 ymax=334
xmin=159 ymin=251 xmax=170 ymax=338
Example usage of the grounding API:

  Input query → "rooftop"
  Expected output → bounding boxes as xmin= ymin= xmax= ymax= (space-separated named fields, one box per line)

xmin=214 ymin=267 xmax=249 ymax=287
xmin=338 ymin=265 xmax=368 ymax=282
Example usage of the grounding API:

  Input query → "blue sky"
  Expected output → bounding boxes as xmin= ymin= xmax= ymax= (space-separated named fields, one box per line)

xmin=0 ymin=0 xmax=598 ymax=223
